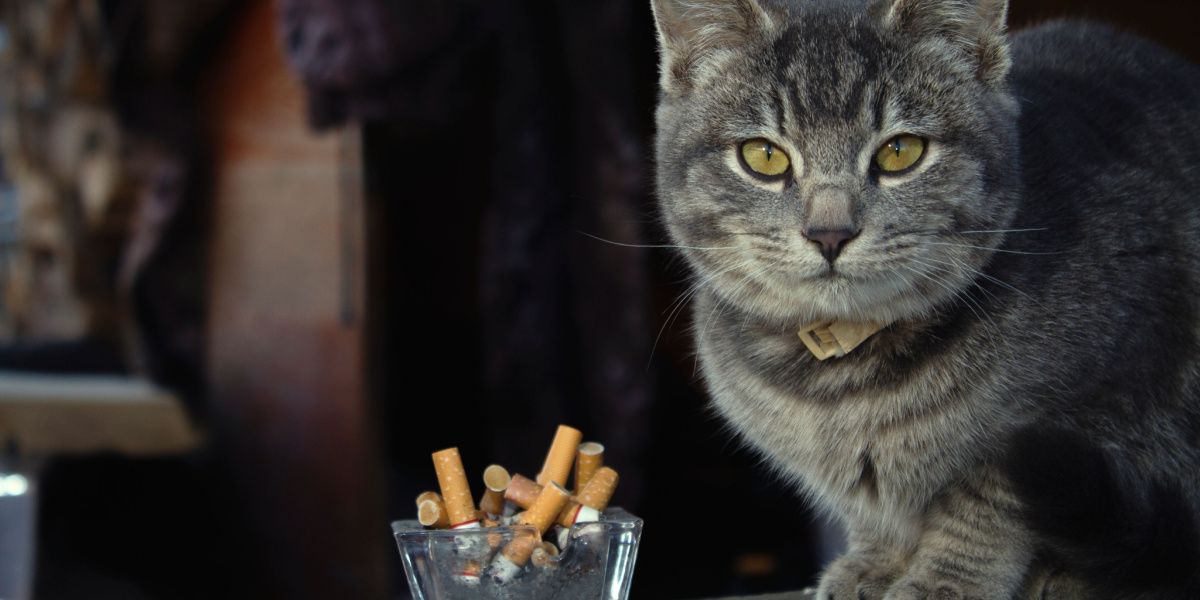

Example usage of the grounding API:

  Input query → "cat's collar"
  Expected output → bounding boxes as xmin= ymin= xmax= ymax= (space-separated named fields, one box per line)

xmin=798 ymin=320 xmax=884 ymax=361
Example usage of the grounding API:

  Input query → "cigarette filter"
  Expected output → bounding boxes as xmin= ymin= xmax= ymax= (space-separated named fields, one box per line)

xmin=432 ymin=447 xmax=478 ymax=528
xmin=557 ymin=500 xmax=602 ymax=527
xmin=504 ymin=473 xmax=542 ymax=509
xmin=536 ymin=425 xmax=583 ymax=487
xmin=415 ymin=490 xmax=442 ymax=507
xmin=576 ymin=466 xmax=619 ymax=512
xmin=479 ymin=464 xmax=511 ymax=518
xmin=574 ymin=442 xmax=605 ymax=492
xmin=417 ymin=498 xmax=450 ymax=529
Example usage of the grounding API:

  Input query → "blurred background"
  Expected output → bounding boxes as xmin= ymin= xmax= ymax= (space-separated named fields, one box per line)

xmin=0 ymin=0 xmax=1196 ymax=598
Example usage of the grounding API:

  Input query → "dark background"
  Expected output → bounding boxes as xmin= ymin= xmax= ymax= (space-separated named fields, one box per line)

xmin=22 ymin=1 xmax=1200 ymax=599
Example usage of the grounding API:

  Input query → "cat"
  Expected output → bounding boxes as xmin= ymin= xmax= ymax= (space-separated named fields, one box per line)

xmin=649 ymin=0 xmax=1200 ymax=598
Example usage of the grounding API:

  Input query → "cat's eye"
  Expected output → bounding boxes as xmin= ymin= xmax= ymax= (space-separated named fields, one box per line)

xmin=740 ymin=139 xmax=791 ymax=178
xmin=875 ymin=135 xmax=926 ymax=174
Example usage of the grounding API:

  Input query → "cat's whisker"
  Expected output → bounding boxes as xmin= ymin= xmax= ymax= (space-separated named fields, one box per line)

xmin=900 ymin=227 xmax=1049 ymax=238
xmin=577 ymin=230 xmax=736 ymax=251
xmin=909 ymin=258 xmax=1005 ymax=350
xmin=911 ymin=241 xmax=1061 ymax=256
xmin=953 ymin=228 xmax=1049 ymax=235
xmin=922 ymin=255 xmax=1030 ymax=303
xmin=944 ymin=256 xmax=1042 ymax=307
xmin=905 ymin=259 xmax=998 ymax=338
xmin=649 ymin=257 xmax=757 ymax=370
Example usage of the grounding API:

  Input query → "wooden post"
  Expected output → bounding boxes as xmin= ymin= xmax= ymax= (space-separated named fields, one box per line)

xmin=202 ymin=0 xmax=386 ymax=597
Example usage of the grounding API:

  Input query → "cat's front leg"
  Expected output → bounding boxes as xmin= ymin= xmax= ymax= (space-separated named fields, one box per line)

xmin=816 ymin=530 xmax=909 ymax=600
xmin=884 ymin=468 xmax=1033 ymax=600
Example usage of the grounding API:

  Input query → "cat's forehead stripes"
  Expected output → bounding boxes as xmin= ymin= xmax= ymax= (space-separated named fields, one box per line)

xmin=770 ymin=18 xmax=886 ymax=127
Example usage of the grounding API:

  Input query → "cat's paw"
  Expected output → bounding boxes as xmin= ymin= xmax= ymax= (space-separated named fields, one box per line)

xmin=883 ymin=574 xmax=1010 ymax=600
xmin=816 ymin=553 xmax=897 ymax=600
xmin=1021 ymin=569 xmax=1092 ymax=600
xmin=881 ymin=577 xmax=966 ymax=600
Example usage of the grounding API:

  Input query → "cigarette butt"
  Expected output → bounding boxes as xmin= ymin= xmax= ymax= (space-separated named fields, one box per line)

xmin=454 ymin=560 xmax=483 ymax=586
xmin=504 ymin=473 xmax=542 ymax=509
xmin=574 ymin=442 xmax=605 ymax=492
xmin=536 ymin=425 xmax=583 ymax=487
xmin=576 ymin=466 xmax=619 ymax=512
xmin=556 ymin=501 xmax=602 ymax=527
xmin=498 ymin=533 xmax=540 ymax=571
xmin=518 ymin=482 xmax=571 ymax=534
xmin=481 ymin=518 xmax=500 ymax=528
xmin=432 ymin=447 xmax=478 ymax=528
xmin=491 ymin=536 xmax=533 ymax=583
xmin=479 ymin=464 xmax=511 ymax=517
xmin=418 ymin=498 xmax=450 ymax=528
xmin=531 ymin=543 xmax=559 ymax=568
xmin=495 ymin=482 xmax=572 ymax=574
xmin=415 ymin=490 xmax=442 ymax=507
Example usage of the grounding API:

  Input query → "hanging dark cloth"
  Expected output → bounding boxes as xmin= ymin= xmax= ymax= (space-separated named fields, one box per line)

xmin=279 ymin=0 xmax=656 ymax=505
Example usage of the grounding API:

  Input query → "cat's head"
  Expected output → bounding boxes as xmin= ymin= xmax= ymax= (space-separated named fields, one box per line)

xmin=652 ymin=0 xmax=1020 ymax=327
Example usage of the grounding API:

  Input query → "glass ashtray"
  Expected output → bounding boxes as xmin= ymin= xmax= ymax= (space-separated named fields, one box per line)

xmin=391 ymin=507 xmax=643 ymax=600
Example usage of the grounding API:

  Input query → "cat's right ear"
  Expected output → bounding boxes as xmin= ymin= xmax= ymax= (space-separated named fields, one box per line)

xmin=650 ymin=0 xmax=780 ymax=94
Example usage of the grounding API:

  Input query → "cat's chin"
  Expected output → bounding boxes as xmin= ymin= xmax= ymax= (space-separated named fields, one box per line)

xmin=711 ymin=272 xmax=948 ymax=329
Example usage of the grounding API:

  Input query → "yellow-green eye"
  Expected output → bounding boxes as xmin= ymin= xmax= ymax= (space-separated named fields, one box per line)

xmin=875 ymin=135 xmax=926 ymax=174
xmin=740 ymin=139 xmax=791 ymax=177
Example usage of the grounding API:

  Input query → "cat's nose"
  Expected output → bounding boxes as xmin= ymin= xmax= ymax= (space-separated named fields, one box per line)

xmin=804 ymin=227 xmax=860 ymax=264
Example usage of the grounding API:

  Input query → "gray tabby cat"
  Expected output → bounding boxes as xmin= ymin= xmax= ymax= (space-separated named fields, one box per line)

xmin=650 ymin=0 xmax=1200 ymax=598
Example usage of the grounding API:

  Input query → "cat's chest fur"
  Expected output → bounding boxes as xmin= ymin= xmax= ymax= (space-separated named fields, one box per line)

xmin=693 ymin=293 xmax=1014 ymax=544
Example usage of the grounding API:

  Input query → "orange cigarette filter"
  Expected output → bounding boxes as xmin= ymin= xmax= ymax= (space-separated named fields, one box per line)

xmin=576 ymin=466 xmax=619 ymax=512
xmin=418 ymin=498 xmax=450 ymax=528
xmin=504 ymin=473 xmax=542 ymax=509
xmin=415 ymin=490 xmax=442 ymax=507
xmin=479 ymin=464 xmax=511 ymax=517
xmin=574 ymin=442 xmax=605 ymax=492
xmin=432 ymin=447 xmax=478 ymax=527
xmin=536 ymin=425 xmax=583 ymax=487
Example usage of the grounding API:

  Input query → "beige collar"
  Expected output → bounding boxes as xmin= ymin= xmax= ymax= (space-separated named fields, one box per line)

xmin=798 ymin=320 xmax=883 ymax=361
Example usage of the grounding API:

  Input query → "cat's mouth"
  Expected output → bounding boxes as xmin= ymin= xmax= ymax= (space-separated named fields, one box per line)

xmin=703 ymin=255 xmax=949 ymax=327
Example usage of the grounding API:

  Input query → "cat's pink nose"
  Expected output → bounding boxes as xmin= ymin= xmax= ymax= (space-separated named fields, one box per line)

xmin=804 ymin=228 xmax=860 ymax=264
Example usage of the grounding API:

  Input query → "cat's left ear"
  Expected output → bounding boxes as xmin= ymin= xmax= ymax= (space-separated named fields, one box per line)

xmin=884 ymin=0 xmax=1011 ymax=87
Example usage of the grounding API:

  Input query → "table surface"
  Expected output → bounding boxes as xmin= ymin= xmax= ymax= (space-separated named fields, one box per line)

xmin=703 ymin=590 xmax=817 ymax=600
xmin=0 ymin=372 xmax=199 ymax=456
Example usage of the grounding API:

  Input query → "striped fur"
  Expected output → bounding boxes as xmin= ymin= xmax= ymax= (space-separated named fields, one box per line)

xmin=651 ymin=0 xmax=1200 ymax=598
